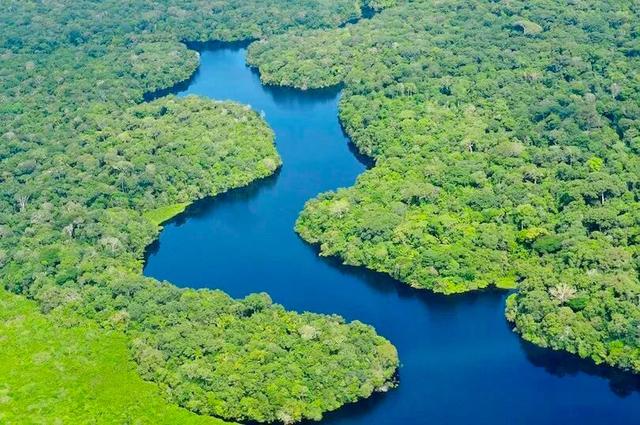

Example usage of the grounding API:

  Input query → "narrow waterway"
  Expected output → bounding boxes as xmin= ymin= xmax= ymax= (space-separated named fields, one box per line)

xmin=144 ymin=44 xmax=640 ymax=424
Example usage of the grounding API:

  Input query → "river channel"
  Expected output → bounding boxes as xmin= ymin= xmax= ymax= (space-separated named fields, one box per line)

xmin=144 ymin=43 xmax=640 ymax=424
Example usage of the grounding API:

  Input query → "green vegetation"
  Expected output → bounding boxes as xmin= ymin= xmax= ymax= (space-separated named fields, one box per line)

xmin=248 ymin=0 xmax=640 ymax=372
xmin=0 ymin=288 xmax=229 ymax=425
xmin=144 ymin=203 xmax=191 ymax=226
xmin=9 ymin=0 xmax=639 ymax=419
xmin=0 ymin=0 xmax=398 ymax=423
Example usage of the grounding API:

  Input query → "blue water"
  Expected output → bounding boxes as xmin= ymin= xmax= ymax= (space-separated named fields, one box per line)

xmin=144 ymin=44 xmax=640 ymax=424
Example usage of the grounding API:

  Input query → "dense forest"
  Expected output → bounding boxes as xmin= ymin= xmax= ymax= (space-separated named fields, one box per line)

xmin=4 ymin=0 xmax=640 ymax=422
xmin=0 ymin=0 xmax=398 ymax=423
xmin=248 ymin=0 xmax=640 ymax=372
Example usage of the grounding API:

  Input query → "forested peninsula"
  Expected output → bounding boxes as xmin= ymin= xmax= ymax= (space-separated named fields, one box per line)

xmin=0 ymin=1 xmax=398 ymax=423
xmin=247 ymin=0 xmax=640 ymax=373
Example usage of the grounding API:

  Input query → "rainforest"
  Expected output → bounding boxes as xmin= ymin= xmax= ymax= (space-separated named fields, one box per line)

xmin=1 ymin=0 xmax=640 ymax=424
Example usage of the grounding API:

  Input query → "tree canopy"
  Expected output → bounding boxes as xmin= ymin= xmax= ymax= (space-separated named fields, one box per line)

xmin=247 ymin=0 xmax=640 ymax=373
xmin=0 ymin=0 xmax=398 ymax=423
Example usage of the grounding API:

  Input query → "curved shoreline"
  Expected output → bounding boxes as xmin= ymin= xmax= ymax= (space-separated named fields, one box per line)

xmin=139 ymin=40 xmax=399 ymax=423
xmin=144 ymin=43 xmax=640 ymax=425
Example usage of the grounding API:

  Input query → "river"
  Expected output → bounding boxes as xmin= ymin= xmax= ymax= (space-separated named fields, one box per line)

xmin=144 ymin=43 xmax=640 ymax=424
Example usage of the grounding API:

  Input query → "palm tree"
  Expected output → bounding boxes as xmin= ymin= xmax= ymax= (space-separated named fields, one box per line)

xmin=549 ymin=283 xmax=576 ymax=304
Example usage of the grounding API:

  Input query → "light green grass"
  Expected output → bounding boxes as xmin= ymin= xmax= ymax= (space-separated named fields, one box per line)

xmin=143 ymin=202 xmax=190 ymax=226
xmin=0 ymin=289 xmax=231 ymax=425
xmin=494 ymin=276 xmax=517 ymax=290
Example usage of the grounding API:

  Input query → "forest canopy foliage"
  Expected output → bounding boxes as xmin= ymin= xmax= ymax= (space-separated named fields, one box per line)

xmin=0 ymin=288 xmax=229 ymax=425
xmin=0 ymin=0 xmax=398 ymax=423
xmin=247 ymin=0 xmax=640 ymax=373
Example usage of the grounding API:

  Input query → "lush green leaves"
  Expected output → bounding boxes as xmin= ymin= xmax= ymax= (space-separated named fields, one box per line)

xmin=249 ymin=0 xmax=640 ymax=372
xmin=0 ymin=1 xmax=399 ymax=422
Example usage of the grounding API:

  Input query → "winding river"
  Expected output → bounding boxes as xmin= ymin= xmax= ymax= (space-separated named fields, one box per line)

xmin=144 ymin=43 xmax=640 ymax=424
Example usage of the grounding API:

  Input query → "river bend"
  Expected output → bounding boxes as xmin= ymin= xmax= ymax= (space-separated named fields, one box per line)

xmin=144 ymin=44 xmax=640 ymax=425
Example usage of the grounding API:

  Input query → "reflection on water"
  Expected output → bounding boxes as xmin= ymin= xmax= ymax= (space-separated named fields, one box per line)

xmin=522 ymin=340 xmax=640 ymax=398
xmin=144 ymin=45 xmax=640 ymax=425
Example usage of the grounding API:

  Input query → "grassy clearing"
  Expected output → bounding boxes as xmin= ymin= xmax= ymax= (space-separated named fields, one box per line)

xmin=0 ymin=289 xmax=230 ymax=425
xmin=143 ymin=202 xmax=190 ymax=226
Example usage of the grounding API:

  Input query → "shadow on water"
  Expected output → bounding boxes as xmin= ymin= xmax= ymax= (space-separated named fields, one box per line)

xmin=184 ymin=39 xmax=254 ymax=51
xmin=300 ymin=391 xmax=393 ymax=425
xmin=174 ymin=171 xmax=280 ymax=226
xmin=143 ymin=170 xmax=281 ymax=260
xmin=143 ymin=72 xmax=199 ymax=102
xmin=342 ymin=126 xmax=376 ymax=168
xmin=522 ymin=340 xmax=640 ymax=397
xmin=249 ymin=66 xmax=344 ymax=103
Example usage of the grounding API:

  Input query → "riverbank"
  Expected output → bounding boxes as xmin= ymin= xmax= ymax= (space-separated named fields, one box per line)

xmin=145 ymin=44 xmax=640 ymax=424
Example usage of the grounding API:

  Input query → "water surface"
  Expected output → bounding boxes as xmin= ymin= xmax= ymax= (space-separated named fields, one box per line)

xmin=144 ymin=45 xmax=640 ymax=424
